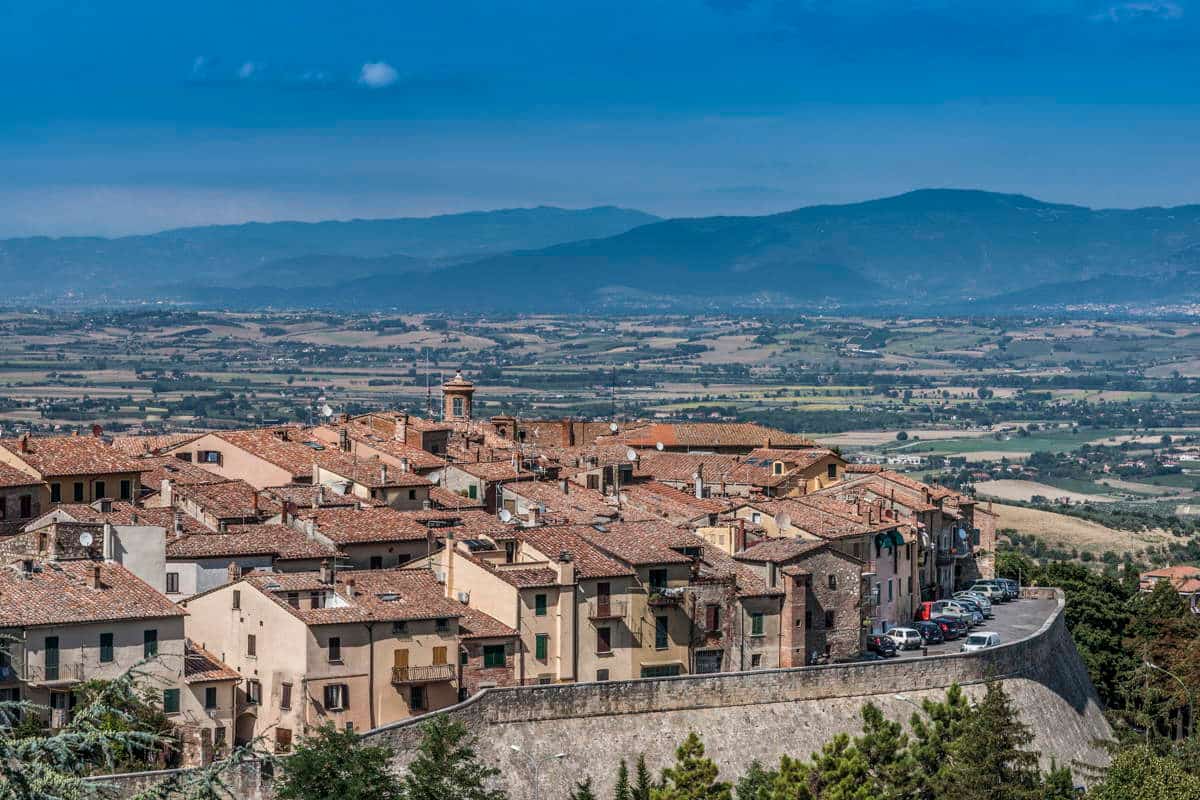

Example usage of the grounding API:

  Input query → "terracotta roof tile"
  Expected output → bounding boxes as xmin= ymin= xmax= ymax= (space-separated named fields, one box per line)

xmin=184 ymin=639 xmax=241 ymax=683
xmin=514 ymin=525 xmax=635 ymax=580
xmin=0 ymin=435 xmax=143 ymax=478
xmin=295 ymin=506 xmax=432 ymax=544
xmin=621 ymin=423 xmax=815 ymax=450
xmin=0 ymin=560 xmax=185 ymax=628
xmin=244 ymin=568 xmax=464 ymax=626
xmin=166 ymin=524 xmax=339 ymax=561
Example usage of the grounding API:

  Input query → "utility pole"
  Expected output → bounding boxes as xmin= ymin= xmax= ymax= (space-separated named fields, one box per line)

xmin=509 ymin=745 xmax=566 ymax=800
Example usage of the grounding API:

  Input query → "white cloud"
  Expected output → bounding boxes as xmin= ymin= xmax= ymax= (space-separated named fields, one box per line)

xmin=238 ymin=61 xmax=258 ymax=80
xmin=358 ymin=61 xmax=399 ymax=89
xmin=1090 ymin=1 xmax=1184 ymax=21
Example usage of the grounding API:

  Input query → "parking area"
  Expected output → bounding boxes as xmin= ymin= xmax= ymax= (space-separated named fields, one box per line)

xmin=890 ymin=594 xmax=1058 ymax=659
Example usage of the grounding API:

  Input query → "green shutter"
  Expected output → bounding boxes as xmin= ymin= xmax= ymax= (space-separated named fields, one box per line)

xmin=143 ymin=629 xmax=158 ymax=658
xmin=534 ymin=594 xmax=547 ymax=616
xmin=751 ymin=612 xmax=764 ymax=637
xmin=99 ymin=633 xmax=114 ymax=663
xmin=163 ymin=688 xmax=180 ymax=714
xmin=535 ymin=634 xmax=548 ymax=660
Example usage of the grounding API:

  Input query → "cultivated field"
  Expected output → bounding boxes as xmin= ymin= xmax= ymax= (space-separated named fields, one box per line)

xmin=974 ymin=480 xmax=1116 ymax=504
xmin=992 ymin=503 xmax=1171 ymax=556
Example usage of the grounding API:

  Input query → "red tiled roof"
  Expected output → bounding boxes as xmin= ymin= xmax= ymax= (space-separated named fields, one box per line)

xmin=621 ymin=423 xmax=815 ymax=450
xmin=244 ymin=568 xmax=465 ymax=626
xmin=295 ymin=506 xmax=432 ymax=544
xmin=577 ymin=518 xmax=696 ymax=566
xmin=0 ymin=560 xmax=185 ymax=628
xmin=515 ymin=525 xmax=635 ymax=580
xmin=0 ymin=461 xmax=39 ymax=488
xmin=184 ymin=639 xmax=241 ymax=683
xmin=166 ymin=524 xmax=339 ymax=561
xmin=619 ymin=481 xmax=729 ymax=525
xmin=503 ymin=481 xmax=617 ymax=525
xmin=112 ymin=433 xmax=203 ymax=456
xmin=137 ymin=455 xmax=228 ymax=490
xmin=456 ymin=604 xmax=518 ymax=640
xmin=176 ymin=480 xmax=280 ymax=520
xmin=1 ymin=436 xmax=143 ymax=477
xmin=428 ymin=486 xmax=485 ymax=510
xmin=451 ymin=461 xmax=536 ymax=483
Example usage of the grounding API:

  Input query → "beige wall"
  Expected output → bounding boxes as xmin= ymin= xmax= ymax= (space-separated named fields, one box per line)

xmin=176 ymin=435 xmax=297 ymax=489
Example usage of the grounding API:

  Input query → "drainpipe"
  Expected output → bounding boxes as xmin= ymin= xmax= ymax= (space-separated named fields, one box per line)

xmin=516 ymin=600 xmax=525 ymax=685
xmin=365 ymin=622 xmax=376 ymax=729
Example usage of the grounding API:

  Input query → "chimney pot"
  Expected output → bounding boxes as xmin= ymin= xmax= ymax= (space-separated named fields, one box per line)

xmin=90 ymin=564 xmax=102 ymax=589
xmin=320 ymin=559 xmax=334 ymax=584
xmin=227 ymin=561 xmax=242 ymax=582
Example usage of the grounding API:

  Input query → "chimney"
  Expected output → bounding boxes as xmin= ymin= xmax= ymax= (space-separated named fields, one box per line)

xmin=18 ymin=433 xmax=29 ymax=453
xmin=218 ymin=520 xmax=228 ymax=533
xmin=735 ymin=518 xmax=746 ymax=553
xmin=90 ymin=564 xmax=102 ymax=590
xmin=555 ymin=551 xmax=575 ymax=586
xmin=562 ymin=418 xmax=574 ymax=447
xmin=527 ymin=506 xmax=541 ymax=526
xmin=311 ymin=462 xmax=320 ymax=484
xmin=314 ymin=485 xmax=325 ymax=509
xmin=173 ymin=510 xmax=184 ymax=536
xmin=91 ymin=424 xmax=103 ymax=438
xmin=339 ymin=428 xmax=350 ymax=452
xmin=344 ymin=577 xmax=356 ymax=599
xmin=160 ymin=479 xmax=174 ymax=508
xmin=227 ymin=562 xmax=242 ymax=583
xmin=379 ymin=463 xmax=389 ymax=484
xmin=400 ymin=457 xmax=410 ymax=473
xmin=764 ymin=437 xmax=771 ymax=450
xmin=694 ymin=463 xmax=705 ymax=500
xmin=442 ymin=529 xmax=456 ymax=598
xmin=252 ymin=492 xmax=260 ymax=515
xmin=102 ymin=521 xmax=114 ymax=560
xmin=559 ymin=478 xmax=569 ymax=495
xmin=305 ymin=518 xmax=317 ymax=539
xmin=395 ymin=414 xmax=408 ymax=443
xmin=320 ymin=559 xmax=334 ymax=585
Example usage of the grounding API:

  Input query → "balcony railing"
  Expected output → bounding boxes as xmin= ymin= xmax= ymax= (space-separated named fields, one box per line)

xmin=20 ymin=662 xmax=85 ymax=685
xmin=391 ymin=664 xmax=456 ymax=685
xmin=648 ymin=589 xmax=686 ymax=607
xmin=588 ymin=600 xmax=627 ymax=619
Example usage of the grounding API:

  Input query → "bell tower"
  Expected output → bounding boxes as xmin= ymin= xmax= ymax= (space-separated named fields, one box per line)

xmin=442 ymin=370 xmax=475 ymax=422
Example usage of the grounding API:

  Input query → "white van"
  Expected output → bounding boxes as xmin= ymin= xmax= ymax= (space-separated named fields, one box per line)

xmin=961 ymin=631 xmax=1000 ymax=652
xmin=886 ymin=627 xmax=923 ymax=651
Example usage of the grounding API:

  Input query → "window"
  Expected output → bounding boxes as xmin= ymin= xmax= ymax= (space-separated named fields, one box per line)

xmin=18 ymin=495 xmax=31 ymax=518
xmin=409 ymin=685 xmax=426 ymax=710
xmin=201 ymin=451 xmax=221 ymax=464
xmin=751 ymin=512 xmax=762 ymax=524
xmin=907 ymin=577 xmax=913 ymax=595
xmin=166 ymin=572 xmax=179 ymax=594
xmin=247 ymin=634 xmax=257 ymax=658
xmin=432 ymin=646 xmax=447 ymax=666
xmin=287 ymin=592 xmax=299 ymax=608
xmin=596 ymin=626 xmax=612 ymax=654
xmin=44 ymin=636 xmax=59 ymax=681
xmin=99 ymin=632 xmax=114 ymax=663
xmin=328 ymin=637 xmax=341 ymax=662
xmin=483 ymin=645 xmax=506 ymax=668
xmin=323 ymin=683 xmax=348 ymax=711
xmin=705 ymin=604 xmax=720 ymax=633
xmin=163 ymin=688 xmax=180 ymax=714
xmin=204 ymin=686 xmax=218 ymax=710
xmin=244 ymin=680 xmax=260 ymax=705
xmin=73 ymin=482 xmax=84 ymax=502
xmin=408 ymin=490 xmax=417 ymax=500
xmin=275 ymin=729 xmax=293 ymax=753
xmin=596 ymin=668 xmax=610 ymax=681
xmin=232 ymin=590 xmax=241 ymax=610
xmin=535 ymin=633 xmax=549 ymax=660
xmin=452 ymin=397 xmax=465 ymax=417
xmin=641 ymin=664 xmax=681 ymax=678
xmin=751 ymin=654 xmax=763 ymax=668
xmin=0 ymin=497 xmax=6 ymax=519
xmin=50 ymin=483 xmax=61 ymax=503
xmin=827 ymin=463 xmax=837 ymax=480
xmin=827 ymin=574 xmax=837 ymax=590
xmin=143 ymin=629 xmax=158 ymax=658
xmin=393 ymin=620 xmax=408 ymax=636
xmin=655 ymin=616 xmax=669 ymax=649
xmin=534 ymin=594 xmax=548 ymax=616
xmin=94 ymin=481 xmax=106 ymax=500
xmin=750 ymin=612 xmax=764 ymax=637
xmin=504 ymin=541 xmax=516 ymax=564
xmin=649 ymin=569 xmax=668 ymax=591
xmin=467 ymin=484 xmax=478 ymax=500
xmin=773 ymin=462 xmax=783 ymax=475
xmin=460 ymin=648 xmax=469 ymax=665
xmin=887 ymin=579 xmax=894 ymax=603
xmin=369 ymin=556 xmax=383 ymax=570
xmin=120 ymin=480 xmax=132 ymax=500
xmin=281 ymin=683 xmax=292 ymax=710
xmin=435 ymin=618 xmax=449 ymax=633
xmin=824 ymin=610 xmax=836 ymax=628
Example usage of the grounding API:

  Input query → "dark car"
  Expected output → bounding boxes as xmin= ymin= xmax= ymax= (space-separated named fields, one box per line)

xmin=867 ymin=634 xmax=899 ymax=657
xmin=932 ymin=615 xmax=964 ymax=640
xmin=914 ymin=620 xmax=944 ymax=645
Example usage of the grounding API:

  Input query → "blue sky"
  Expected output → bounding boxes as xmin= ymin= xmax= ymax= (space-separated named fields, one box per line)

xmin=3 ymin=0 xmax=1200 ymax=235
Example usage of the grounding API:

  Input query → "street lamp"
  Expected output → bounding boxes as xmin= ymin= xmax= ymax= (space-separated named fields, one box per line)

xmin=894 ymin=693 xmax=922 ymax=713
xmin=510 ymin=744 xmax=567 ymax=800
xmin=1144 ymin=660 xmax=1195 ymax=739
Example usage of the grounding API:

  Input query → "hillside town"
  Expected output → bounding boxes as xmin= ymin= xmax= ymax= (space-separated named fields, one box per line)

xmin=0 ymin=371 xmax=997 ymax=767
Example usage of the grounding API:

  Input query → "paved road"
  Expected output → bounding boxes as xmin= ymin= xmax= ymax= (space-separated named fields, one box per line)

xmin=888 ymin=595 xmax=1057 ymax=660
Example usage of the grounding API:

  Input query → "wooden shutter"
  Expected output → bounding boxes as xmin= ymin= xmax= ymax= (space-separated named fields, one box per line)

xmin=432 ymin=646 xmax=447 ymax=665
xmin=394 ymin=649 xmax=409 ymax=668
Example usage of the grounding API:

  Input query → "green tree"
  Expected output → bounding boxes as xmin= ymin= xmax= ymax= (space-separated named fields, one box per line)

xmin=652 ymin=733 xmax=731 ymax=800
xmin=855 ymin=703 xmax=918 ymax=800
xmin=804 ymin=734 xmax=873 ymax=800
xmin=1089 ymin=744 xmax=1200 ymax=800
xmin=938 ymin=683 xmax=1043 ymax=800
xmin=734 ymin=760 xmax=775 ymax=800
xmin=909 ymin=683 xmax=973 ymax=799
xmin=276 ymin=725 xmax=402 ymax=800
xmin=397 ymin=714 xmax=505 ymax=800
xmin=634 ymin=755 xmax=655 ymax=800
xmin=572 ymin=778 xmax=598 ymax=800
xmin=766 ymin=755 xmax=811 ymax=800
xmin=615 ymin=760 xmax=633 ymax=800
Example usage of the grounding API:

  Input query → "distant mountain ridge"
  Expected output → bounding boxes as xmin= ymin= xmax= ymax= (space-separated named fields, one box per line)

xmin=8 ymin=189 xmax=1200 ymax=310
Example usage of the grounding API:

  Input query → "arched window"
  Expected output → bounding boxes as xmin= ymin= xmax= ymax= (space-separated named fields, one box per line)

xmin=827 ymin=574 xmax=837 ymax=590
xmin=452 ymin=397 xmax=465 ymax=416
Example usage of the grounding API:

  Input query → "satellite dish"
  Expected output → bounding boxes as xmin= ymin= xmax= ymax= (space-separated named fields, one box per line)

xmin=774 ymin=512 xmax=792 ymax=530
xmin=609 ymin=422 xmax=619 ymax=433
xmin=655 ymin=441 xmax=665 ymax=451
xmin=498 ymin=509 xmax=513 ymax=523
xmin=78 ymin=531 xmax=94 ymax=547
xmin=320 ymin=405 xmax=334 ymax=418
xmin=626 ymin=449 xmax=638 ymax=462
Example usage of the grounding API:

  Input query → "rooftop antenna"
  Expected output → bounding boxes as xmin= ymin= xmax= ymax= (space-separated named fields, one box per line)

xmin=424 ymin=349 xmax=432 ymax=418
xmin=611 ymin=364 xmax=617 ymax=423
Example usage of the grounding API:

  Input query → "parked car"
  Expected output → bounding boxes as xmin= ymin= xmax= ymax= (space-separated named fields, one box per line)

xmin=914 ymin=601 xmax=935 ymax=621
xmin=997 ymin=578 xmax=1020 ymax=599
xmin=961 ymin=631 xmax=1001 ymax=652
xmin=950 ymin=597 xmax=986 ymax=625
xmin=969 ymin=583 xmax=1007 ymax=603
xmin=973 ymin=579 xmax=1015 ymax=601
xmin=930 ymin=600 xmax=974 ymax=622
xmin=867 ymin=634 xmax=899 ymax=657
xmin=931 ymin=615 xmax=964 ymax=640
xmin=886 ymin=627 xmax=924 ymax=651
xmin=953 ymin=591 xmax=993 ymax=616
xmin=914 ymin=620 xmax=945 ymax=645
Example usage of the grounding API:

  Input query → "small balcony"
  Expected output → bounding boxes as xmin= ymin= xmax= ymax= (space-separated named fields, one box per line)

xmin=647 ymin=589 xmax=684 ymax=607
xmin=588 ymin=600 xmax=626 ymax=620
xmin=23 ymin=662 xmax=85 ymax=686
xmin=391 ymin=664 xmax=456 ymax=685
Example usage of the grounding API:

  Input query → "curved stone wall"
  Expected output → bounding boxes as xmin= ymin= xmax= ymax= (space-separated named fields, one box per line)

xmin=367 ymin=588 xmax=1111 ymax=799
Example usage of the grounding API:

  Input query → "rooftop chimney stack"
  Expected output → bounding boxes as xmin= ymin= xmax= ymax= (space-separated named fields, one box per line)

xmin=173 ymin=510 xmax=184 ymax=536
xmin=339 ymin=428 xmax=350 ymax=452
xmin=90 ymin=564 xmax=102 ymax=590
xmin=380 ymin=463 xmax=389 ymax=484
xmin=227 ymin=562 xmax=242 ymax=583
xmin=559 ymin=478 xmax=569 ymax=495
xmin=694 ymin=463 xmax=705 ymax=500
xmin=396 ymin=414 xmax=408 ymax=443
xmin=400 ymin=457 xmax=410 ymax=473
xmin=18 ymin=433 xmax=29 ymax=453
xmin=320 ymin=559 xmax=334 ymax=585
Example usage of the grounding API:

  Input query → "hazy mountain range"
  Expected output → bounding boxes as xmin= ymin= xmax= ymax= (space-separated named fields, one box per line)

xmin=10 ymin=190 xmax=1200 ymax=311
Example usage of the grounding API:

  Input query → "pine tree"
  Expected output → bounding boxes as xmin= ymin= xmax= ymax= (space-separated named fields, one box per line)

xmin=804 ymin=733 xmax=874 ymax=800
xmin=572 ymin=778 xmax=598 ymax=800
xmin=855 ymin=703 xmax=918 ymax=800
xmin=634 ymin=754 xmax=654 ymax=800
xmin=938 ymin=683 xmax=1042 ymax=800
xmin=1041 ymin=761 xmax=1076 ymax=800
xmin=1090 ymin=744 xmax=1200 ymax=800
xmin=766 ymin=755 xmax=811 ymax=800
xmin=615 ymin=759 xmax=633 ymax=800
xmin=909 ymin=684 xmax=973 ymax=800
xmin=651 ymin=733 xmax=731 ymax=800
xmin=734 ymin=760 xmax=775 ymax=800
xmin=398 ymin=714 xmax=506 ymax=800
xmin=276 ymin=724 xmax=403 ymax=800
